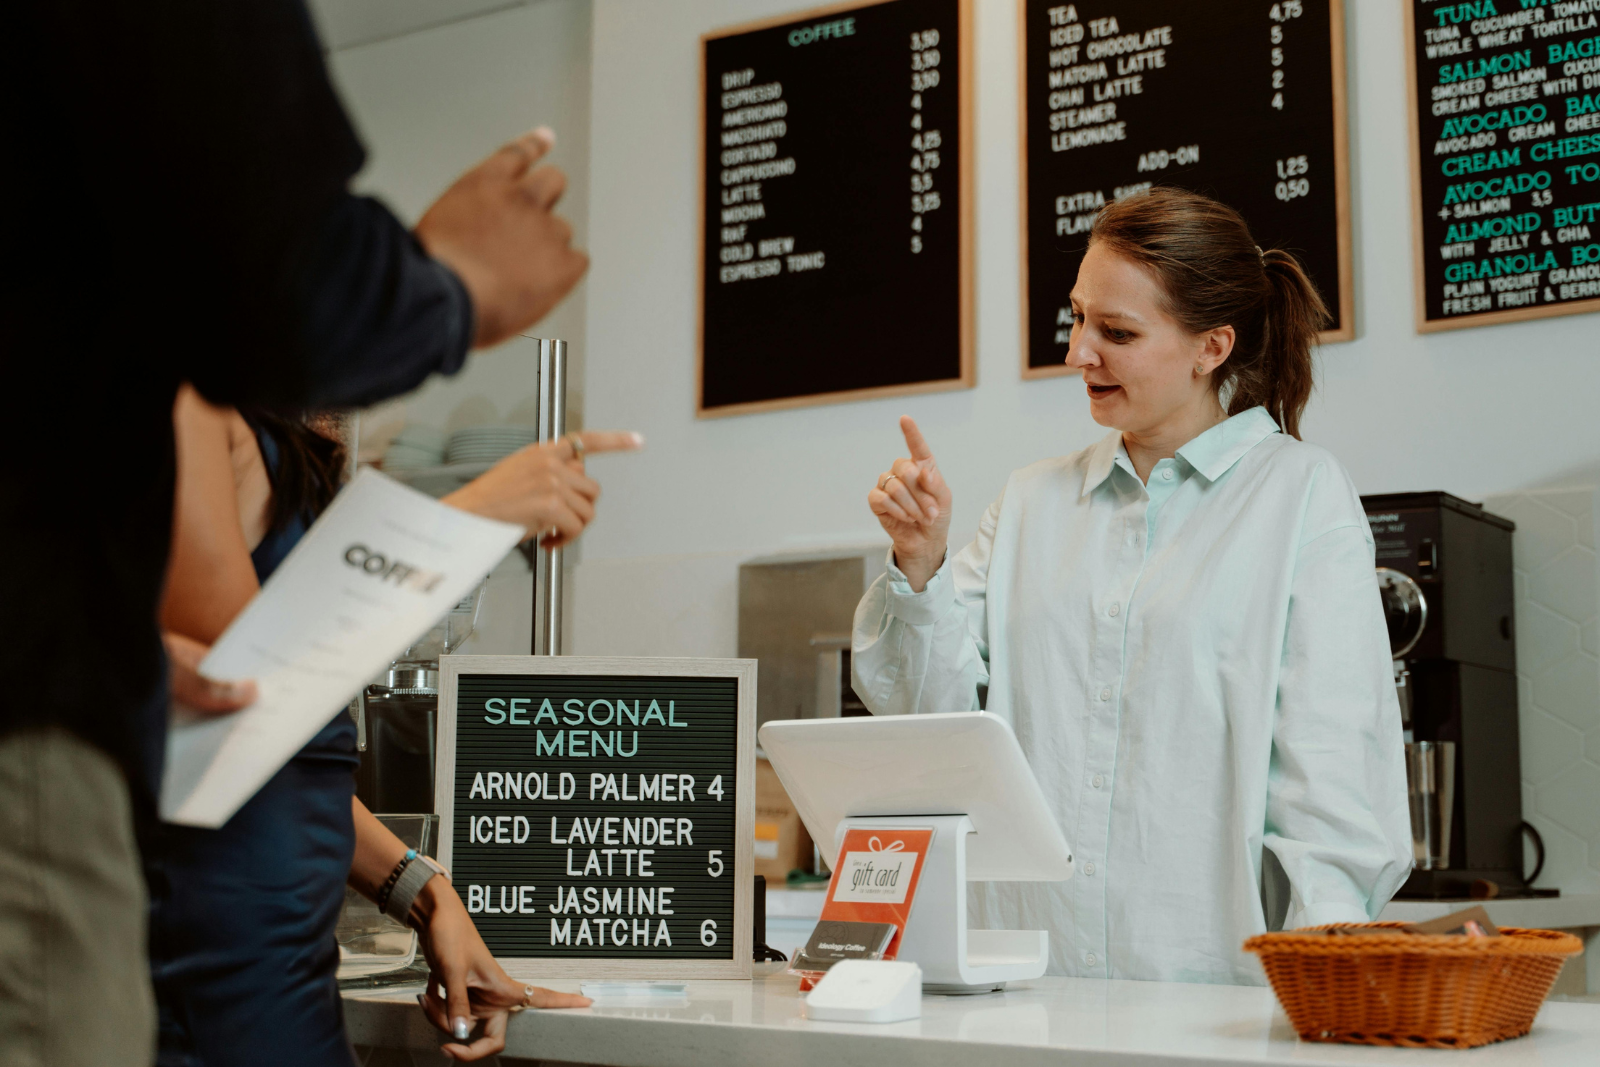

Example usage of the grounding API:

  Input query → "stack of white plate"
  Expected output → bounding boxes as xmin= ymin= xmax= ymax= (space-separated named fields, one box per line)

xmin=446 ymin=425 xmax=538 ymax=466
xmin=382 ymin=425 xmax=449 ymax=471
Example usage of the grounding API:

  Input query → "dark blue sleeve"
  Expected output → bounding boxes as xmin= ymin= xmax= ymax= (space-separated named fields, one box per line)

xmin=193 ymin=192 xmax=475 ymax=410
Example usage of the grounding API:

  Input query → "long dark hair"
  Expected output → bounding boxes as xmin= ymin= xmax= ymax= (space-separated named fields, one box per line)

xmin=1087 ymin=187 xmax=1329 ymax=439
xmin=238 ymin=408 xmax=346 ymax=532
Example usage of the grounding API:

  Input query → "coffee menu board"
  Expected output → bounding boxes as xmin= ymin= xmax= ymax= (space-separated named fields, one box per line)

xmin=1405 ymin=1 xmax=1600 ymax=330
xmin=699 ymin=0 xmax=973 ymax=417
xmin=436 ymin=657 xmax=756 ymax=978
xmin=1019 ymin=1 xmax=1353 ymax=378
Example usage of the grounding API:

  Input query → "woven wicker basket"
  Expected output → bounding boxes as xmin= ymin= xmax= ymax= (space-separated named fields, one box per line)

xmin=1243 ymin=923 xmax=1582 ymax=1049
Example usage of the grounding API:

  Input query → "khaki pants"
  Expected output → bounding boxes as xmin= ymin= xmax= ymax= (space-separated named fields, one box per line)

xmin=0 ymin=728 xmax=155 ymax=1066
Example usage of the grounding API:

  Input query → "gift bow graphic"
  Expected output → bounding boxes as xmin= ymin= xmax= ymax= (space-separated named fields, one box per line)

xmin=867 ymin=836 xmax=906 ymax=853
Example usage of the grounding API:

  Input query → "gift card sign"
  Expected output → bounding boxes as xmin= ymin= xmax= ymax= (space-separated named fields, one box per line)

xmin=832 ymin=843 xmax=920 ymax=904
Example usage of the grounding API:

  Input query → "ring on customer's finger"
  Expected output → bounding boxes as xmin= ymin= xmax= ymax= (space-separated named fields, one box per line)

xmin=879 ymin=473 xmax=900 ymax=491
xmin=566 ymin=433 xmax=586 ymax=460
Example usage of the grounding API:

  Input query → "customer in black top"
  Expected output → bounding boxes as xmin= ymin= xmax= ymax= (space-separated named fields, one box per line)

xmin=0 ymin=4 xmax=587 ymax=1064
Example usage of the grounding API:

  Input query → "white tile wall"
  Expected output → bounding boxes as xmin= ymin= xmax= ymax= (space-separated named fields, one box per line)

xmin=1482 ymin=488 xmax=1600 ymax=895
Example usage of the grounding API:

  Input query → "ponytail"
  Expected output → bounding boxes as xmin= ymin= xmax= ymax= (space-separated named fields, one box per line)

xmin=1088 ymin=188 xmax=1330 ymax=439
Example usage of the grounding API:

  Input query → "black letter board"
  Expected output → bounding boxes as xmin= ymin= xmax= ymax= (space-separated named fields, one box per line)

xmin=1404 ymin=0 xmax=1600 ymax=331
xmin=437 ymin=657 xmax=756 ymax=978
xmin=699 ymin=0 xmax=974 ymax=417
xmin=1019 ymin=0 xmax=1354 ymax=379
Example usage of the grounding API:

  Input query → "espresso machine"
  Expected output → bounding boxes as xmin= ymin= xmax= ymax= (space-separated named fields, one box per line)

xmin=1362 ymin=491 xmax=1539 ymax=899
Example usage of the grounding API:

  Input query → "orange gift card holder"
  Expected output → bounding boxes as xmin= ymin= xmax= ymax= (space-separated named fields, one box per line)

xmin=791 ymin=827 xmax=932 ymax=985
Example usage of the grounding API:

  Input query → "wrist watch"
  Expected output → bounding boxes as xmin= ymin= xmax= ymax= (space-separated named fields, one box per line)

xmin=377 ymin=850 xmax=451 ymax=927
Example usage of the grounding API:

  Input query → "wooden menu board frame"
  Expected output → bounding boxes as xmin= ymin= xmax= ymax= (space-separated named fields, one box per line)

xmin=1017 ymin=0 xmax=1355 ymax=380
xmin=697 ymin=0 xmax=976 ymax=418
xmin=1402 ymin=2 xmax=1600 ymax=333
xmin=436 ymin=655 xmax=756 ymax=979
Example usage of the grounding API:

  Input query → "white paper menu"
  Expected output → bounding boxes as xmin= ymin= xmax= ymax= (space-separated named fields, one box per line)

xmin=160 ymin=468 xmax=525 ymax=828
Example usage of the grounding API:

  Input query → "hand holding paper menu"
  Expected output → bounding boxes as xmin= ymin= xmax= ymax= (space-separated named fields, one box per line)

xmin=161 ymin=469 xmax=526 ymax=827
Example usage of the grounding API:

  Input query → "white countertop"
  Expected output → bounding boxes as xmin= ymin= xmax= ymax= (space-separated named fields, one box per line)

xmin=769 ymin=888 xmax=1600 ymax=927
xmin=1380 ymin=894 xmax=1600 ymax=930
xmin=344 ymin=971 xmax=1600 ymax=1067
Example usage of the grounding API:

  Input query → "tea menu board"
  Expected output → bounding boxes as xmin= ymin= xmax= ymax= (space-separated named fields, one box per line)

xmin=700 ymin=0 xmax=973 ymax=416
xmin=437 ymin=657 xmax=756 ymax=978
xmin=1406 ymin=0 xmax=1600 ymax=330
xmin=1019 ymin=1 xmax=1353 ymax=378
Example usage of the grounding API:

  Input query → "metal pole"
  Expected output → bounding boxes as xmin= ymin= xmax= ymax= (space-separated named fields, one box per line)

xmin=532 ymin=339 xmax=567 ymax=656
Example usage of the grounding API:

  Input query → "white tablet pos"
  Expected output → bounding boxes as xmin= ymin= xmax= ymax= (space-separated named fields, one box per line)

xmin=760 ymin=711 xmax=1073 ymax=992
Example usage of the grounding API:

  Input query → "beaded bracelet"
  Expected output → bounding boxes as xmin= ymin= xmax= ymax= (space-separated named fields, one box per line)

xmin=376 ymin=849 xmax=450 ymax=926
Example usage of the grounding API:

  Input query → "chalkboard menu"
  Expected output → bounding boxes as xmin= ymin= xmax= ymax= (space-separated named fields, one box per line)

xmin=1405 ymin=1 xmax=1600 ymax=331
xmin=437 ymin=657 xmax=756 ymax=978
xmin=1019 ymin=0 xmax=1354 ymax=378
xmin=699 ymin=0 xmax=974 ymax=417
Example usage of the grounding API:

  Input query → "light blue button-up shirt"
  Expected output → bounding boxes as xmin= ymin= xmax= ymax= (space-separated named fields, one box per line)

xmin=852 ymin=407 xmax=1411 ymax=985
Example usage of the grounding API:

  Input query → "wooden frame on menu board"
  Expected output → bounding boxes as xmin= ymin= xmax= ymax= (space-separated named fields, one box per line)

xmin=697 ymin=0 xmax=975 ymax=418
xmin=437 ymin=656 xmax=756 ymax=979
xmin=1017 ymin=0 xmax=1354 ymax=380
xmin=1402 ymin=2 xmax=1600 ymax=333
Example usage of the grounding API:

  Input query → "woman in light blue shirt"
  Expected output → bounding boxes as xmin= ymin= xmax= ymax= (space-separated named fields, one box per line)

xmin=853 ymin=188 xmax=1411 ymax=985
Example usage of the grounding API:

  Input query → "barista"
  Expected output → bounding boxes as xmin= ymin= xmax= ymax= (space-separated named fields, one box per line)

xmin=852 ymin=188 xmax=1411 ymax=985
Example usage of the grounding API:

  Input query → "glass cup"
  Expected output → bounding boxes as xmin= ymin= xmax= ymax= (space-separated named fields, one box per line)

xmin=336 ymin=813 xmax=439 ymax=985
xmin=1405 ymin=741 xmax=1456 ymax=870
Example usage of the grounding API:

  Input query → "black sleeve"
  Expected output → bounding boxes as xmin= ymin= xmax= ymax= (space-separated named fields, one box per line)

xmin=31 ymin=0 xmax=473 ymax=408
xmin=190 ymin=192 xmax=476 ymax=410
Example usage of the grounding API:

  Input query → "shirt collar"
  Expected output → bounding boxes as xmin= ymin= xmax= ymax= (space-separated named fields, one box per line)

xmin=1176 ymin=406 xmax=1281 ymax=482
xmin=1080 ymin=406 xmax=1280 ymax=498
xmin=1081 ymin=429 xmax=1125 ymax=498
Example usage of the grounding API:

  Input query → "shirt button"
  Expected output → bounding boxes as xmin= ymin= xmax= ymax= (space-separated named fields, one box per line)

xmin=1084 ymin=861 xmax=1096 ymax=876
xmin=1091 ymin=774 xmax=1105 ymax=789
xmin=1085 ymin=952 xmax=1098 ymax=966
xmin=1161 ymin=468 xmax=1174 ymax=481
xmin=1098 ymin=686 xmax=1112 ymax=701
xmin=1107 ymin=602 xmax=1120 ymax=617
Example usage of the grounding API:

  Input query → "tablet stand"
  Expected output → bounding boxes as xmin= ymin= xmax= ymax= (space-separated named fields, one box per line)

xmin=839 ymin=815 xmax=1049 ymax=994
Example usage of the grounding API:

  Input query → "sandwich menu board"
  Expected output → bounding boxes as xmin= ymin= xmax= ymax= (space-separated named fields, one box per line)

xmin=1019 ymin=0 xmax=1354 ymax=378
xmin=1405 ymin=0 xmax=1600 ymax=330
xmin=699 ymin=0 xmax=974 ymax=417
xmin=437 ymin=657 xmax=756 ymax=978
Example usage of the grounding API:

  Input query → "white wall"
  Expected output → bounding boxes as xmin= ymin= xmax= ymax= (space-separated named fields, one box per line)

xmin=576 ymin=0 xmax=1600 ymax=657
xmin=319 ymin=0 xmax=594 ymax=443
xmin=314 ymin=0 xmax=595 ymax=653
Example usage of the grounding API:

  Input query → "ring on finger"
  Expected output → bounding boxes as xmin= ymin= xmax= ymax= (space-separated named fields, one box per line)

xmin=566 ymin=432 xmax=586 ymax=460
xmin=878 ymin=473 xmax=900 ymax=491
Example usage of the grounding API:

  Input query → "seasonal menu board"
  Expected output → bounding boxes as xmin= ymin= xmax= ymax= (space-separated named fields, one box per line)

xmin=1019 ymin=1 xmax=1353 ymax=378
xmin=1406 ymin=0 xmax=1600 ymax=330
xmin=700 ymin=0 xmax=973 ymax=416
xmin=436 ymin=657 xmax=756 ymax=977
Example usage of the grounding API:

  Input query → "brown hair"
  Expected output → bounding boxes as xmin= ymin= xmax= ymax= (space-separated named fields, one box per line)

xmin=1087 ymin=187 xmax=1329 ymax=439
xmin=238 ymin=407 xmax=346 ymax=533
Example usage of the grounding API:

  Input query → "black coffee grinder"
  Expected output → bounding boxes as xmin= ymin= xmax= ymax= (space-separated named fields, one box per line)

xmin=1362 ymin=491 xmax=1543 ymax=899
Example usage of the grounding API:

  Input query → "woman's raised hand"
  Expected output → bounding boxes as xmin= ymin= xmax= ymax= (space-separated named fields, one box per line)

xmin=868 ymin=416 xmax=952 ymax=592
xmin=442 ymin=430 xmax=642 ymax=547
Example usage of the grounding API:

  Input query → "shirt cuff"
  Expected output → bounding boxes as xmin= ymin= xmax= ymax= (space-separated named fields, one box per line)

xmin=884 ymin=547 xmax=955 ymax=627
xmin=430 ymin=256 xmax=476 ymax=376
xmin=1285 ymin=901 xmax=1372 ymax=930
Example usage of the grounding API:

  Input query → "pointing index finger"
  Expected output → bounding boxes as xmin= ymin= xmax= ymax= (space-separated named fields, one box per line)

xmin=495 ymin=126 xmax=556 ymax=178
xmin=565 ymin=431 xmax=644 ymax=458
xmin=899 ymin=415 xmax=935 ymax=463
